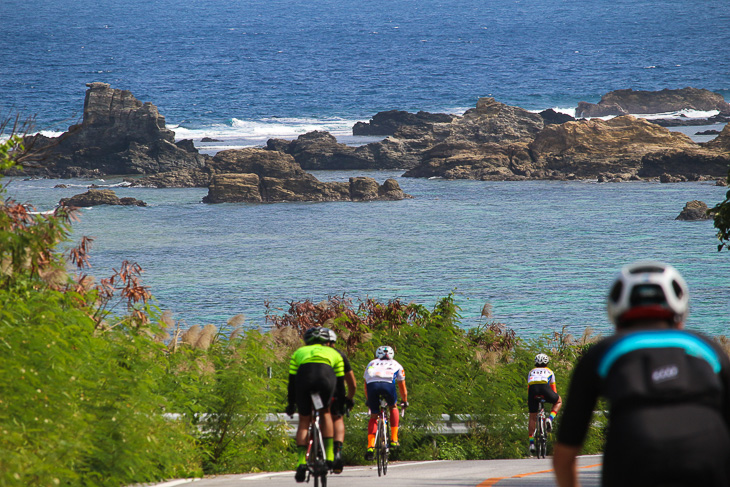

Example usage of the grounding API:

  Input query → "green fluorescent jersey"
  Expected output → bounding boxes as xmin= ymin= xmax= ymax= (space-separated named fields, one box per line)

xmin=289 ymin=344 xmax=345 ymax=377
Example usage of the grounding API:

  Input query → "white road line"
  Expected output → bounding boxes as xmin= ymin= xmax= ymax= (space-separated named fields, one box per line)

xmin=386 ymin=460 xmax=445 ymax=468
xmin=152 ymin=480 xmax=200 ymax=487
xmin=241 ymin=472 xmax=295 ymax=480
xmin=240 ymin=460 xmax=444 ymax=480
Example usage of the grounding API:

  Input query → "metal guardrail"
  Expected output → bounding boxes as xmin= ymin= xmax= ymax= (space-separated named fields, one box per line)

xmin=263 ymin=413 xmax=473 ymax=436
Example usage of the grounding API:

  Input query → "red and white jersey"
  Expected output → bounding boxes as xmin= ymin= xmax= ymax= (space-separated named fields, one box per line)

xmin=364 ymin=358 xmax=406 ymax=384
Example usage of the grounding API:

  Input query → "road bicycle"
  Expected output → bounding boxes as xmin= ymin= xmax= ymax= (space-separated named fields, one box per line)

xmin=533 ymin=397 xmax=548 ymax=459
xmin=373 ymin=398 xmax=390 ymax=477
xmin=305 ymin=393 xmax=329 ymax=486
xmin=372 ymin=398 xmax=407 ymax=476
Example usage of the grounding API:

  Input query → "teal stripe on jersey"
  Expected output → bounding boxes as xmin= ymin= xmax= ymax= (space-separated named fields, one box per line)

xmin=598 ymin=331 xmax=721 ymax=378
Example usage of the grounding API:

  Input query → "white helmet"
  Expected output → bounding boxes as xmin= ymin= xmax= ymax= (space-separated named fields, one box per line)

xmin=535 ymin=353 xmax=550 ymax=366
xmin=376 ymin=345 xmax=394 ymax=360
xmin=606 ymin=261 xmax=689 ymax=327
xmin=325 ymin=328 xmax=337 ymax=343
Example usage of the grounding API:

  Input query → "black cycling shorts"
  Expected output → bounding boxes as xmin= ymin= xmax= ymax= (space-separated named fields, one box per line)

xmin=366 ymin=381 xmax=398 ymax=413
xmin=294 ymin=363 xmax=336 ymax=416
xmin=527 ymin=383 xmax=560 ymax=413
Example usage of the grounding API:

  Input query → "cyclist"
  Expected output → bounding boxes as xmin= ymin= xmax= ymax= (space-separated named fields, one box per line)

xmin=363 ymin=345 xmax=408 ymax=460
xmin=553 ymin=261 xmax=730 ymax=487
xmin=324 ymin=328 xmax=356 ymax=474
xmin=527 ymin=353 xmax=562 ymax=455
xmin=286 ymin=326 xmax=345 ymax=483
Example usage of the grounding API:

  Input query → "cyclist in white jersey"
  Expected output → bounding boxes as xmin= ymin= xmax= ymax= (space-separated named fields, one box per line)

xmin=363 ymin=345 xmax=408 ymax=459
xmin=527 ymin=353 xmax=562 ymax=455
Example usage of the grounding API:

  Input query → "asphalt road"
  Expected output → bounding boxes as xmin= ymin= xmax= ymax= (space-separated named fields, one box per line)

xmin=146 ymin=455 xmax=602 ymax=487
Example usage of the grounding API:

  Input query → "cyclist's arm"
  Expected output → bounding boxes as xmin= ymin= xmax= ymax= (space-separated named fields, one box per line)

xmin=553 ymin=443 xmax=581 ymax=487
xmin=397 ymin=380 xmax=407 ymax=403
xmin=287 ymin=374 xmax=297 ymax=406
xmin=344 ymin=370 xmax=356 ymax=399
xmin=335 ymin=375 xmax=345 ymax=400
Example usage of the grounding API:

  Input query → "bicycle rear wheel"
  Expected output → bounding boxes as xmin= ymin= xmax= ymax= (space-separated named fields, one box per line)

xmin=537 ymin=417 xmax=547 ymax=458
xmin=382 ymin=419 xmax=389 ymax=475
xmin=376 ymin=420 xmax=383 ymax=476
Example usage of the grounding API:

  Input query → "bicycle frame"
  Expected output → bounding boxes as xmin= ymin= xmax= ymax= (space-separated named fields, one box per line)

xmin=534 ymin=398 xmax=548 ymax=459
xmin=373 ymin=398 xmax=390 ymax=476
xmin=306 ymin=393 xmax=328 ymax=486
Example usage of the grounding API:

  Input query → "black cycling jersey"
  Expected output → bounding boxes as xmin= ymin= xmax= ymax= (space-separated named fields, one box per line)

xmin=331 ymin=348 xmax=352 ymax=416
xmin=558 ymin=329 xmax=730 ymax=487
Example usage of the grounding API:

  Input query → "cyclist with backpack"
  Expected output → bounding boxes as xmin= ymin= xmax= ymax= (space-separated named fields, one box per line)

xmin=286 ymin=327 xmax=345 ymax=482
xmin=363 ymin=345 xmax=408 ymax=459
xmin=553 ymin=261 xmax=730 ymax=487
xmin=527 ymin=353 xmax=562 ymax=455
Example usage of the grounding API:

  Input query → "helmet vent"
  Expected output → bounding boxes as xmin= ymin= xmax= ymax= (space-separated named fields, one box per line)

xmin=672 ymin=280 xmax=684 ymax=299
xmin=628 ymin=265 xmax=665 ymax=275
xmin=609 ymin=281 xmax=623 ymax=303
xmin=629 ymin=284 xmax=665 ymax=306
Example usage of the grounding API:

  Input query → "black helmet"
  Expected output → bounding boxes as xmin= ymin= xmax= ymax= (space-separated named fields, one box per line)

xmin=303 ymin=326 xmax=330 ymax=345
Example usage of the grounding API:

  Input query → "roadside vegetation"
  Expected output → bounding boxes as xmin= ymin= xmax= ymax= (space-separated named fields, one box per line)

xmin=4 ymin=129 xmax=727 ymax=486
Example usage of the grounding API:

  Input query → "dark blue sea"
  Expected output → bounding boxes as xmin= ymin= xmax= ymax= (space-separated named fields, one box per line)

xmin=2 ymin=0 xmax=730 ymax=337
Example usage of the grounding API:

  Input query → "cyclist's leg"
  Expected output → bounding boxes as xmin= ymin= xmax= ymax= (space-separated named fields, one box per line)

xmin=293 ymin=367 xmax=318 ymax=481
xmin=316 ymin=373 xmax=337 ymax=464
xmin=330 ymin=397 xmax=345 ymax=473
xmin=527 ymin=385 xmax=541 ymax=452
xmin=294 ymin=367 xmax=318 ymax=468
xmin=365 ymin=382 xmax=387 ymax=458
xmin=542 ymin=388 xmax=561 ymax=430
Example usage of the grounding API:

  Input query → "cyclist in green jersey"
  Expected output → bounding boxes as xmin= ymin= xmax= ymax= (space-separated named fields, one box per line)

xmin=286 ymin=327 xmax=346 ymax=482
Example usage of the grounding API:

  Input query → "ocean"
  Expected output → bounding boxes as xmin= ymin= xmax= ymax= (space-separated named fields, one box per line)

xmin=2 ymin=0 xmax=729 ymax=337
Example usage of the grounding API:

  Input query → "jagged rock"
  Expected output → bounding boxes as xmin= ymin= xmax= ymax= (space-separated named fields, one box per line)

xmin=529 ymin=116 xmax=700 ymax=178
xmin=202 ymin=174 xmax=262 ymax=203
xmin=127 ymin=169 xmax=211 ymax=188
xmin=660 ymin=173 xmax=687 ymax=183
xmin=703 ymin=123 xmax=730 ymax=150
xmin=676 ymin=200 xmax=712 ymax=220
xmin=457 ymin=97 xmax=545 ymax=143
xmin=539 ymin=109 xmax=576 ymax=125
xmin=19 ymin=82 xmax=207 ymax=177
xmin=59 ymin=189 xmax=146 ymax=207
xmin=202 ymin=171 xmax=410 ymax=203
xmin=209 ymin=148 xmax=306 ymax=178
xmin=352 ymin=110 xmax=457 ymax=136
xmin=576 ymin=87 xmax=730 ymax=118
xmin=266 ymin=131 xmax=376 ymax=170
xmin=641 ymin=150 xmax=730 ymax=179
xmin=575 ymin=101 xmax=628 ymax=118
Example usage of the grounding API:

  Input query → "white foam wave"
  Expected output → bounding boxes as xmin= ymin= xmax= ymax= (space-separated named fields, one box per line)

xmin=170 ymin=116 xmax=365 ymax=149
xmin=635 ymin=109 xmax=720 ymax=120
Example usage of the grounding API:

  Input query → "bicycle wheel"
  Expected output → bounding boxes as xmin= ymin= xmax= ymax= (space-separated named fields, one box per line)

xmin=376 ymin=417 xmax=384 ymax=476
xmin=382 ymin=417 xmax=389 ymax=475
xmin=537 ymin=417 xmax=547 ymax=458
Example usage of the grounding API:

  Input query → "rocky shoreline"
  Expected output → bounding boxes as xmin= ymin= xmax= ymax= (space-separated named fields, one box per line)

xmin=9 ymin=83 xmax=730 ymax=204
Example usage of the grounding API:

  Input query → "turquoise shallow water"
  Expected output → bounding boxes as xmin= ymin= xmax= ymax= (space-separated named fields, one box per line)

xmin=6 ymin=174 xmax=729 ymax=338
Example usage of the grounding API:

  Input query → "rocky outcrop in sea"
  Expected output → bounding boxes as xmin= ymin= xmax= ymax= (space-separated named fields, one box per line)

xmin=676 ymin=200 xmax=712 ymax=221
xmin=59 ymin=189 xmax=147 ymax=207
xmin=575 ymin=87 xmax=730 ymax=118
xmin=349 ymin=96 xmax=730 ymax=181
xmin=16 ymin=82 xmax=207 ymax=178
xmin=130 ymin=147 xmax=410 ymax=203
